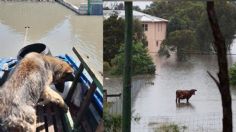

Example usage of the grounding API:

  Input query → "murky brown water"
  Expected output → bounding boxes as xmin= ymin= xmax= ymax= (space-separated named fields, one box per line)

xmin=0 ymin=2 xmax=102 ymax=72
xmin=65 ymin=0 xmax=86 ymax=7
xmin=105 ymin=39 xmax=236 ymax=131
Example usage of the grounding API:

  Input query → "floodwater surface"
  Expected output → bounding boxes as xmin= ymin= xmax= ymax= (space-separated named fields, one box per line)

xmin=0 ymin=2 xmax=102 ymax=72
xmin=104 ymin=39 xmax=236 ymax=132
xmin=131 ymin=39 xmax=236 ymax=131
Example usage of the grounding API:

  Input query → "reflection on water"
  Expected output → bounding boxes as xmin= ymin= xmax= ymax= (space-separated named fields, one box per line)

xmin=0 ymin=2 xmax=102 ymax=72
xmin=176 ymin=102 xmax=195 ymax=110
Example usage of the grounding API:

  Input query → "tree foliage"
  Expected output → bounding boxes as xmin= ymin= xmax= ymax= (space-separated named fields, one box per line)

xmin=144 ymin=1 xmax=236 ymax=60
xmin=229 ymin=64 xmax=236 ymax=86
xmin=103 ymin=14 xmax=147 ymax=63
xmin=104 ymin=105 xmax=121 ymax=132
xmin=104 ymin=14 xmax=125 ymax=63
xmin=110 ymin=42 xmax=155 ymax=75
xmin=165 ymin=30 xmax=198 ymax=60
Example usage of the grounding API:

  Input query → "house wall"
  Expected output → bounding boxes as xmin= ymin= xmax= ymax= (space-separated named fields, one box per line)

xmin=144 ymin=22 xmax=167 ymax=53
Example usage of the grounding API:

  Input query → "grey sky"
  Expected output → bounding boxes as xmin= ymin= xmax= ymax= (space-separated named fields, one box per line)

xmin=133 ymin=1 xmax=153 ymax=9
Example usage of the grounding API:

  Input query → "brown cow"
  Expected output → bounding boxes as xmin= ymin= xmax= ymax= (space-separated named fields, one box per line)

xmin=176 ymin=89 xmax=197 ymax=103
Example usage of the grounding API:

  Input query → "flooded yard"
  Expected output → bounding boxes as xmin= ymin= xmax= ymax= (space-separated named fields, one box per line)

xmin=131 ymin=55 xmax=225 ymax=131
xmin=132 ymin=39 xmax=236 ymax=131
xmin=0 ymin=2 xmax=102 ymax=68
xmin=104 ymin=39 xmax=236 ymax=131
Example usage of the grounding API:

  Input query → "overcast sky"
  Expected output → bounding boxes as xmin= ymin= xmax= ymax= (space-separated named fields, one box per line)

xmin=133 ymin=1 xmax=153 ymax=9
xmin=103 ymin=1 xmax=153 ymax=10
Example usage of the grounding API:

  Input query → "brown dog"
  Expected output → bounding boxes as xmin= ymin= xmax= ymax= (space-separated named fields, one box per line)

xmin=176 ymin=89 xmax=197 ymax=103
xmin=0 ymin=52 xmax=73 ymax=132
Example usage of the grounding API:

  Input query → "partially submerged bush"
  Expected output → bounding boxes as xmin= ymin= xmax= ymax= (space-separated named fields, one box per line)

xmin=154 ymin=123 xmax=187 ymax=132
xmin=110 ymin=42 xmax=156 ymax=75
xmin=158 ymin=41 xmax=170 ymax=58
xmin=103 ymin=105 xmax=121 ymax=132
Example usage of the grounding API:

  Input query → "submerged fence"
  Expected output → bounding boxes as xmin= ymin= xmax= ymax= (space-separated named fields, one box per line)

xmin=107 ymin=76 xmax=155 ymax=115
xmin=132 ymin=113 xmax=236 ymax=132
xmin=108 ymin=95 xmax=122 ymax=115
xmin=105 ymin=76 xmax=236 ymax=132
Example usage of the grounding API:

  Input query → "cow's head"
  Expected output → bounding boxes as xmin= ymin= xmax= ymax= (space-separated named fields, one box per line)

xmin=190 ymin=89 xmax=197 ymax=95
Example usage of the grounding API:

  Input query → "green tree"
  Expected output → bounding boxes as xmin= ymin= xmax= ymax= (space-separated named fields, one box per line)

xmin=133 ymin=6 xmax=141 ymax=12
xmin=114 ymin=3 xmax=124 ymax=10
xmin=103 ymin=104 xmax=121 ymax=132
xmin=197 ymin=1 xmax=236 ymax=51
xmin=229 ymin=64 xmax=236 ymax=86
xmin=104 ymin=14 xmax=147 ymax=63
xmin=133 ymin=19 xmax=148 ymax=47
xmin=104 ymin=14 xmax=125 ymax=63
xmin=145 ymin=1 xmax=236 ymax=59
xmin=110 ymin=42 xmax=155 ymax=75
xmin=165 ymin=30 xmax=198 ymax=61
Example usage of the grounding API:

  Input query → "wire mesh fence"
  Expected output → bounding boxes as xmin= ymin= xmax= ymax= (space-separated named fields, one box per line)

xmin=132 ymin=113 xmax=236 ymax=132
xmin=109 ymin=97 xmax=122 ymax=115
xmin=107 ymin=76 xmax=155 ymax=115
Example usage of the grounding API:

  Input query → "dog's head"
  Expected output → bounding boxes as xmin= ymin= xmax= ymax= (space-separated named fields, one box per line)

xmin=53 ymin=60 xmax=74 ymax=83
xmin=43 ymin=55 xmax=74 ymax=83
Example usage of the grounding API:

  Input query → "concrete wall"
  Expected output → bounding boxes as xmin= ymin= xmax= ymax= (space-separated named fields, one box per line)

xmin=144 ymin=22 xmax=167 ymax=53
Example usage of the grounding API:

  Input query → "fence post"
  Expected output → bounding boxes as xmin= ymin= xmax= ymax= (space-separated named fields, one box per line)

xmin=122 ymin=1 xmax=133 ymax=132
xmin=104 ymin=89 xmax=107 ymax=102
xmin=88 ymin=0 xmax=90 ymax=15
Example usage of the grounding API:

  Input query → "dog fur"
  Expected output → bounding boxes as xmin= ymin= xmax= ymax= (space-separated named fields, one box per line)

xmin=0 ymin=52 xmax=73 ymax=132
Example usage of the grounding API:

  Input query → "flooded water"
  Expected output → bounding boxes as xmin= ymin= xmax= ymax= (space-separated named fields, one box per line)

xmin=131 ymin=54 xmax=232 ymax=131
xmin=65 ymin=0 xmax=86 ymax=7
xmin=132 ymin=39 xmax=236 ymax=131
xmin=105 ymin=39 xmax=236 ymax=131
xmin=0 ymin=2 xmax=102 ymax=69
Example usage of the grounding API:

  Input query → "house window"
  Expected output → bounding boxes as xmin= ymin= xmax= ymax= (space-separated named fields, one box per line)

xmin=156 ymin=41 xmax=159 ymax=47
xmin=142 ymin=24 xmax=148 ymax=31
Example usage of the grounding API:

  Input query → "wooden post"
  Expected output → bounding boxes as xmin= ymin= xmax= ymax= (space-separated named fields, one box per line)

xmin=103 ymin=89 xmax=107 ymax=103
xmin=122 ymin=2 xmax=133 ymax=132
xmin=88 ymin=0 xmax=90 ymax=15
xmin=23 ymin=26 xmax=30 ymax=45
xmin=72 ymin=47 xmax=103 ymax=125
xmin=72 ymin=47 xmax=103 ymax=90
xmin=206 ymin=2 xmax=232 ymax=132
xmin=77 ymin=82 xmax=97 ymax=122
xmin=65 ymin=64 xmax=84 ymax=103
